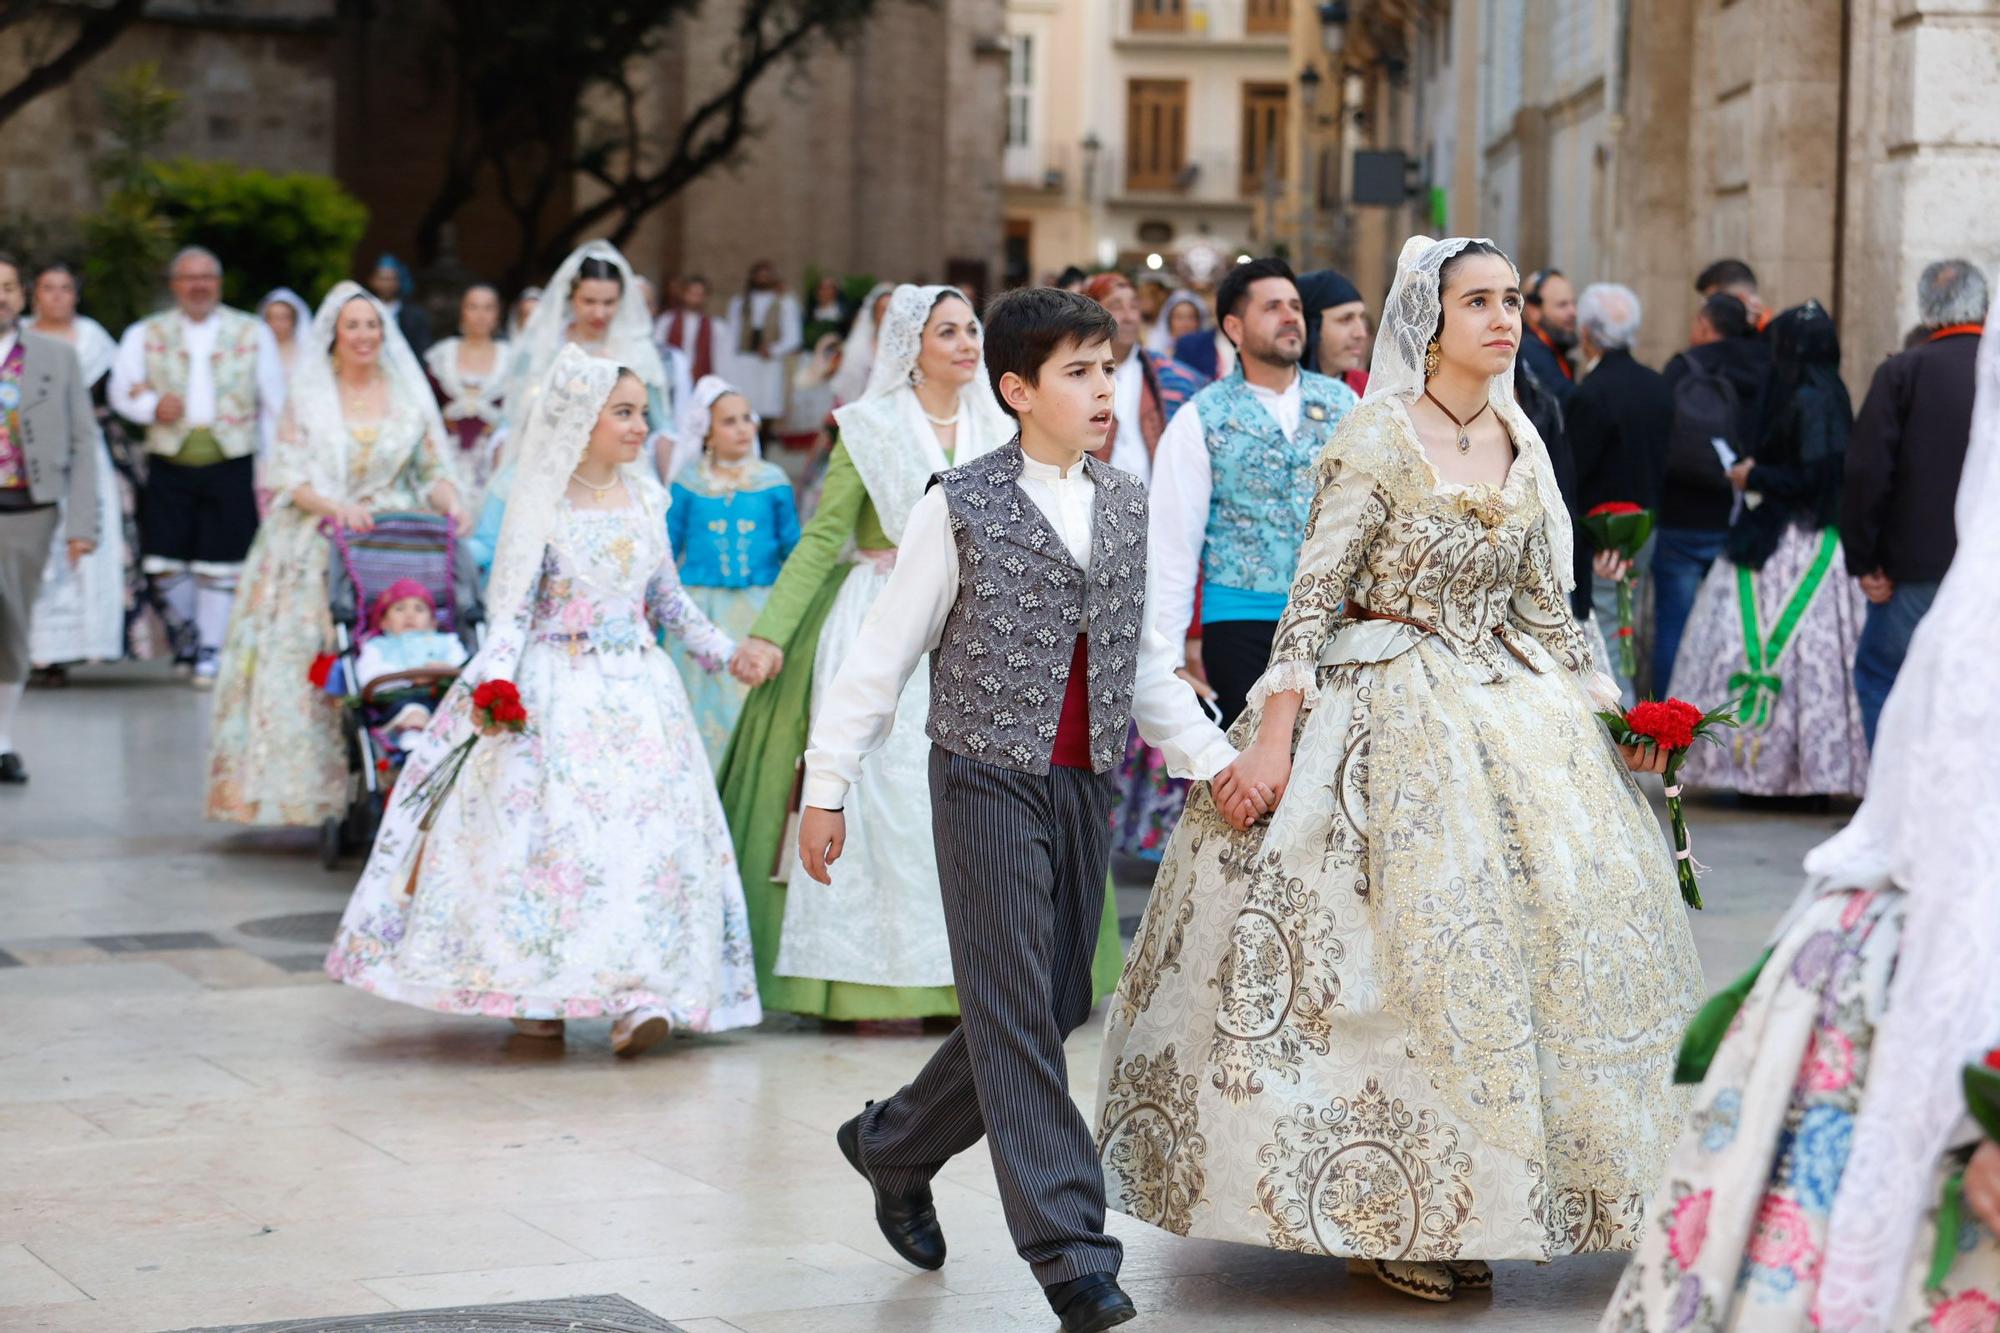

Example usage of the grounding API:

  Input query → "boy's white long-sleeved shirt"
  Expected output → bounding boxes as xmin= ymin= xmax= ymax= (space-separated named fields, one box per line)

xmin=802 ymin=451 xmax=1238 ymax=811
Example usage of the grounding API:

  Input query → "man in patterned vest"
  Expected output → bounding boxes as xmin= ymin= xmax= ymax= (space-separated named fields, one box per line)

xmin=109 ymin=246 xmax=283 ymax=685
xmin=1148 ymin=256 xmax=1360 ymax=724
xmin=795 ymin=289 xmax=1241 ymax=1333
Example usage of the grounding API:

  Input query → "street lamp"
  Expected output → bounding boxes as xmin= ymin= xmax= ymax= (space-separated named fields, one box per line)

xmin=1298 ymin=64 xmax=1323 ymax=116
xmin=1317 ymin=2 xmax=1349 ymax=60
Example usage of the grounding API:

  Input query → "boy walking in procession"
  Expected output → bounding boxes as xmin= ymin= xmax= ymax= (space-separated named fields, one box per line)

xmin=796 ymin=289 xmax=1247 ymax=1332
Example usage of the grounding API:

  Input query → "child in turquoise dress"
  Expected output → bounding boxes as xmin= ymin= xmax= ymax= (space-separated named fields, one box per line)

xmin=668 ymin=376 xmax=800 ymax=766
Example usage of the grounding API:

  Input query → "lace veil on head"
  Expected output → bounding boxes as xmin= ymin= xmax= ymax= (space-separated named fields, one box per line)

xmin=667 ymin=373 xmax=760 ymax=482
xmin=1365 ymin=235 xmax=1576 ymax=592
xmin=1810 ymin=301 xmax=2000 ymax=1331
xmin=285 ymin=280 xmax=449 ymax=501
xmin=855 ymin=283 xmax=1010 ymax=433
xmin=481 ymin=345 xmax=624 ymax=649
xmin=506 ymin=240 xmax=668 ymax=434
xmin=831 ymin=281 xmax=895 ymax=403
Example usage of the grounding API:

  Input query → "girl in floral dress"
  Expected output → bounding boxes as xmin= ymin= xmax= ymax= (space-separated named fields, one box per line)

xmin=326 ymin=345 xmax=761 ymax=1057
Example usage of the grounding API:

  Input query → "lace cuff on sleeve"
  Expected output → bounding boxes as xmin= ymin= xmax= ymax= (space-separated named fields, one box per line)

xmin=1247 ymin=658 xmax=1324 ymax=712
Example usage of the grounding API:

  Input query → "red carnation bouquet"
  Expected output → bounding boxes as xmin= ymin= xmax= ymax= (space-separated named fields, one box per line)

xmin=1597 ymin=696 xmax=1739 ymax=908
xmin=1581 ymin=502 xmax=1656 ymax=678
xmin=402 ymin=679 xmax=529 ymax=831
xmin=1927 ymin=1048 xmax=2000 ymax=1290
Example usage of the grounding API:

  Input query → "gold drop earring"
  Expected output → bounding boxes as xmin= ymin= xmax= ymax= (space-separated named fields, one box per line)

xmin=1424 ymin=340 xmax=1442 ymax=378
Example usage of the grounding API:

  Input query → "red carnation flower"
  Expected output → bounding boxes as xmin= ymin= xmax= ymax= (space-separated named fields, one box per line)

xmin=1588 ymin=501 xmax=1646 ymax=517
xmin=1625 ymin=698 xmax=1704 ymax=752
xmin=492 ymin=700 xmax=527 ymax=725
xmin=471 ymin=680 xmax=503 ymax=710
xmin=1985 ymin=1047 xmax=2000 ymax=1072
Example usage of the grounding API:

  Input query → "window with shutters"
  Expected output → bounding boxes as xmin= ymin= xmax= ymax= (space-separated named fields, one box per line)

xmin=1132 ymin=0 xmax=1186 ymax=34
xmin=1240 ymin=82 xmax=1289 ymax=197
xmin=1246 ymin=0 xmax=1291 ymax=35
xmin=1126 ymin=79 xmax=1189 ymax=192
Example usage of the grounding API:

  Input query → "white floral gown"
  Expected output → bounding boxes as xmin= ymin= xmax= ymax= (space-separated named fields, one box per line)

xmin=325 ymin=492 xmax=762 ymax=1032
xmin=1097 ymin=399 xmax=1706 ymax=1262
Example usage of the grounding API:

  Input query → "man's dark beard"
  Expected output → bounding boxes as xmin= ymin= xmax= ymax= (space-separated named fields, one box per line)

xmin=1544 ymin=322 xmax=1578 ymax=351
xmin=1245 ymin=331 xmax=1303 ymax=367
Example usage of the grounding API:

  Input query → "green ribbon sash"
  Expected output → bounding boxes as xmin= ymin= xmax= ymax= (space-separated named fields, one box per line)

xmin=1730 ymin=527 xmax=1840 ymax=728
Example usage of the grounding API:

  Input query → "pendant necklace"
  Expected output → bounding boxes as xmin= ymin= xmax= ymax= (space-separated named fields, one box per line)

xmin=571 ymin=468 xmax=621 ymax=503
xmin=1423 ymin=388 xmax=1489 ymax=454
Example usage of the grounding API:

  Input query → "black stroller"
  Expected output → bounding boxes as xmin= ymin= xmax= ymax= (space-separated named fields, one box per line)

xmin=319 ymin=512 xmax=484 ymax=868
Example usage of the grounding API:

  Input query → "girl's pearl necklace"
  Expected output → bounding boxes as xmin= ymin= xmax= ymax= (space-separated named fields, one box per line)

xmin=570 ymin=468 xmax=621 ymax=498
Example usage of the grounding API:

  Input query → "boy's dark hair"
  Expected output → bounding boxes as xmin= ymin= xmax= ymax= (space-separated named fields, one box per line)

xmin=0 ymin=251 xmax=19 ymax=285
xmin=1214 ymin=257 xmax=1298 ymax=341
xmin=1698 ymin=292 xmax=1751 ymax=340
xmin=982 ymin=287 xmax=1117 ymax=421
xmin=1695 ymin=258 xmax=1757 ymax=295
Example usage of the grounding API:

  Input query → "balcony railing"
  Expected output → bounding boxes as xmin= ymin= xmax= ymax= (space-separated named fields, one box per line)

xmin=1124 ymin=0 xmax=1293 ymax=42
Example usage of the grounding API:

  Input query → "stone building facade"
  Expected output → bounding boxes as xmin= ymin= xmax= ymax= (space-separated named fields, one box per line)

xmin=0 ymin=1 xmax=336 ymax=222
xmin=1286 ymin=0 xmax=2000 ymax=387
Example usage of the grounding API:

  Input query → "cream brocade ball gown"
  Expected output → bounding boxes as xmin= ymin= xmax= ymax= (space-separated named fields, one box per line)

xmin=1096 ymin=399 xmax=1705 ymax=1262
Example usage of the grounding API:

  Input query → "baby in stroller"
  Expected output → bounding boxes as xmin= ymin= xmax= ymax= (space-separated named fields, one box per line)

xmin=356 ymin=579 xmax=467 ymax=748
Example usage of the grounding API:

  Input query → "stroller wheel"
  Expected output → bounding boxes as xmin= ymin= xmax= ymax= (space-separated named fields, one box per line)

xmin=320 ymin=816 xmax=343 ymax=871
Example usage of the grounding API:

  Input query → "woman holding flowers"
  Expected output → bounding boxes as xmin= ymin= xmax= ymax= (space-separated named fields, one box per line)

xmin=325 ymin=346 xmax=760 ymax=1057
xmin=1097 ymin=237 xmax=1705 ymax=1303
xmin=1600 ymin=301 xmax=2000 ymax=1333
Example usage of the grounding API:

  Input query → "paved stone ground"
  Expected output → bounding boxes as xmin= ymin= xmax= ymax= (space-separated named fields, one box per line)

xmin=0 ymin=664 xmax=1850 ymax=1332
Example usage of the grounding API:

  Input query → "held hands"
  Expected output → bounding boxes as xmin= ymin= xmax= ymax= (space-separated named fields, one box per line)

xmin=797 ymin=806 xmax=846 ymax=885
xmin=1592 ymin=549 xmax=1632 ymax=583
xmin=730 ymin=636 xmax=784 ymax=686
xmin=1212 ymin=737 xmax=1290 ymax=833
xmin=1858 ymin=570 xmax=1895 ymax=605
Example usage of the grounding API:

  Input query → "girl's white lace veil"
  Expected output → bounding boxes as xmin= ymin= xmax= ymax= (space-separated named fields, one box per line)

xmin=854 ymin=283 xmax=1011 ymax=435
xmin=1364 ymin=236 xmax=1576 ymax=593
xmin=481 ymin=345 xmax=622 ymax=647
xmin=506 ymin=240 xmax=667 ymax=435
xmin=1810 ymin=300 xmax=2000 ymax=1331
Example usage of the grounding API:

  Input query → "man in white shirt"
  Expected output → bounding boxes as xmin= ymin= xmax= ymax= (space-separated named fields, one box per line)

xmin=722 ymin=261 xmax=802 ymax=428
xmin=109 ymin=246 xmax=283 ymax=683
xmin=797 ymin=288 xmax=1252 ymax=1333
xmin=1147 ymin=257 xmax=1359 ymax=724
xmin=654 ymin=274 xmax=728 ymax=383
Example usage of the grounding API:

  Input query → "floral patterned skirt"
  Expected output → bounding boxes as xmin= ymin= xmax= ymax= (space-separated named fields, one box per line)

xmin=1668 ymin=525 xmax=1870 ymax=798
xmin=1110 ymin=723 xmax=1190 ymax=861
xmin=1097 ymin=639 xmax=1705 ymax=1261
xmin=1599 ymin=888 xmax=2000 ymax=1331
xmin=325 ymin=638 xmax=762 ymax=1033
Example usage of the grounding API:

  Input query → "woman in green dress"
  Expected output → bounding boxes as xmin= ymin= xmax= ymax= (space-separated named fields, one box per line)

xmin=719 ymin=284 xmax=1124 ymax=1020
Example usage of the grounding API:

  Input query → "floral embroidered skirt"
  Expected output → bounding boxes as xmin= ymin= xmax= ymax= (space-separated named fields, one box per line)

xmin=1668 ymin=524 xmax=1870 ymax=798
xmin=1599 ymin=888 xmax=2000 ymax=1331
xmin=1111 ymin=723 xmax=1190 ymax=862
xmin=1097 ymin=639 xmax=1705 ymax=1260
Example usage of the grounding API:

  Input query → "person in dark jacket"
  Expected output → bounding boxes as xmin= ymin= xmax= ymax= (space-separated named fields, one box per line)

xmin=1667 ymin=301 xmax=1870 ymax=797
xmin=1568 ymin=283 xmax=1674 ymax=699
xmin=1652 ymin=292 xmax=1773 ymax=693
xmin=366 ymin=254 xmax=432 ymax=356
xmin=1845 ymin=258 xmax=1988 ymax=743
xmin=1520 ymin=268 xmax=1578 ymax=406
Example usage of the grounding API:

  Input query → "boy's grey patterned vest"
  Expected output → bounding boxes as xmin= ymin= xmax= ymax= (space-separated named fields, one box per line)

xmin=926 ymin=444 xmax=1148 ymax=775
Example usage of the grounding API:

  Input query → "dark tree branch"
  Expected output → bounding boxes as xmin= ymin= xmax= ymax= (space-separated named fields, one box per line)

xmin=0 ymin=0 xmax=150 ymax=130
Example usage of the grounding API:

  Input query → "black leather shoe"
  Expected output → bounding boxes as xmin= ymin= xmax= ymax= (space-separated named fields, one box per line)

xmin=837 ymin=1105 xmax=946 ymax=1270
xmin=1047 ymin=1273 xmax=1136 ymax=1332
xmin=0 ymin=752 xmax=25 ymax=785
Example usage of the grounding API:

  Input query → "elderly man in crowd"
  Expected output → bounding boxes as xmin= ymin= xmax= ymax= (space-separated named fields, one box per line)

xmin=1845 ymin=258 xmax=1989 ymax=744
xmin=109 ymin=246 xmax=283 ymax=687
xmin=1567 ymin=282 xmax=1675 ymax=702
xmin=0 ymin=253 xmax=98 ymax=783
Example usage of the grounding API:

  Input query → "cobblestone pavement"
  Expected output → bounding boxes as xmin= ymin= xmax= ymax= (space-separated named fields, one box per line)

xmin=0 ymin=665 xmax=1850 ymax=1332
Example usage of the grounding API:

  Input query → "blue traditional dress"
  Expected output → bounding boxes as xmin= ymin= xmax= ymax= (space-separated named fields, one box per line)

xmin=667 ymin=456 xmax=800 ymax=766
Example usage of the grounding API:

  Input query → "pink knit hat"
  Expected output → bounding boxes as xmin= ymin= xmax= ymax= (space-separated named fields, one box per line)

xmin=369 ymin=578 xmax=436 ymax=633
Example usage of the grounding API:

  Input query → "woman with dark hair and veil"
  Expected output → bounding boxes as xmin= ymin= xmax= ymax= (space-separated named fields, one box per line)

xmin=1096 ymin=236 xmax=1704 ymax=1302
xmin=1667 ymin=300 xmax=1870 ymax=798
xmin=1601 ymin=301 xmax=2000 ymax=1333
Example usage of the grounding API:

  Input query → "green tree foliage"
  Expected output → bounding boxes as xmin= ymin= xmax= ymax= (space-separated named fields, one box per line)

xmin=151 ymin=162 xmax=369 ymax=311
